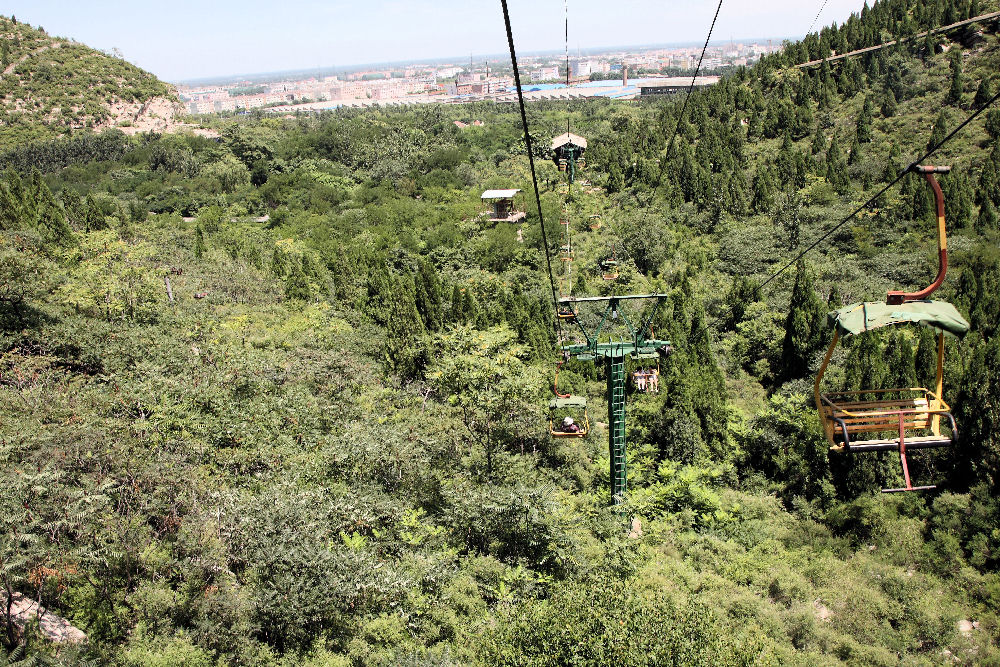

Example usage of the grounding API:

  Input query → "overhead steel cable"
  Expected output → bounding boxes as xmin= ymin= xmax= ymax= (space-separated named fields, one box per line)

xmin=499 ymin=0 xmax=564 ymax=338
xmin=807 ymin=0 xmax=831 ymax=36
xmin=654 ymin=0 xmax=724 ymax=187
xmin=759 ymin=88 xmax=1000 ymax=292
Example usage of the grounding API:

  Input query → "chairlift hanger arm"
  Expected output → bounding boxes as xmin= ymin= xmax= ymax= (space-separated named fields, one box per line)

xmin=887 ymin=165 xmax=951 ymax=305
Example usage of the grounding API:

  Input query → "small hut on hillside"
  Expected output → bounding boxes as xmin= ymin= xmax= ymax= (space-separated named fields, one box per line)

xmin=481 ymin=189 xmax=526 ymax=223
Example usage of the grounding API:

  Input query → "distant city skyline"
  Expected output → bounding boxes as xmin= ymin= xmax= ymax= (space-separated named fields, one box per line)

xmin=4 ymin=0 xmax=867 ymax=81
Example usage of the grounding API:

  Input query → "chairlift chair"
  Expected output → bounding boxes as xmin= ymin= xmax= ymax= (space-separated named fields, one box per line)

xmin=815 ymin=165 xmax=969 ymax=493
xmin=549 ymin=396 xmax=590 ymax=438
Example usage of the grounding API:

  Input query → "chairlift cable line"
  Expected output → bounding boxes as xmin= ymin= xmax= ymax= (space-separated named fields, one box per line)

xmin=654 ymin=0 xmax=724 ymax=187
xmin=807 ymin=0 xmax=831 ymax=36
xmin=499 ymin=0 xmax=565 ymax=341
xmin=758 ymin=88 xmax=1000 ymax=292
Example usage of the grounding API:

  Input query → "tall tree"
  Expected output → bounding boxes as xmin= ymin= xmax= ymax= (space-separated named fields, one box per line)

xmin=946 ymin=51 xmax=964 ymax=106
xmin=927 ymin=110 xmax=948 ymax=152
xmin=856 ymin=94 xmax=874 ymax=143
xmin=973 ymin=77 xmax=994 ymax=110
xmin=780 ymin=260 xmax=827 ymax=379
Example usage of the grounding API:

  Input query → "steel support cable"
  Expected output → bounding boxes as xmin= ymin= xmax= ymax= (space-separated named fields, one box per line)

xmin=500 ymin=0 xmax=564 ymax=342
xmin=808 ymin=0 xmax=831 ymax=36
xmin=654 ymin=0 xmax=724 ymax=187
xmin=759 ymin=88 xmax=1000 ymax=291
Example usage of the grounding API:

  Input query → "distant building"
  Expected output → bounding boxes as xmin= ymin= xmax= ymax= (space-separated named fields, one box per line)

xmin=638 ymin=76 xmax=719 ymax=96
xmin=571 ymin=60 xmax=593 ymax=77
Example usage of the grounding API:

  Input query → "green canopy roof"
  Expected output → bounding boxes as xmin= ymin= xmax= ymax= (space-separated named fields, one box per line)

xmin=549 ymin=396 xmax=588 ymax=410
xmin=827 ymin=300 xmax=970 ymax=338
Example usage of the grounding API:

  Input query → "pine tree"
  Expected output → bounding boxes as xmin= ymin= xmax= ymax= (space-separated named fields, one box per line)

xmin=194 ymin=225 xmax=206 ymax=259
xmin=954 ymin=336 xmax=1000 ymax=491
xmin=826 ymin=133 xmax=843 ymax=164
xmin=848 ymin=136 xmax=862 ymax=166
xmin=977 ymin=145 xmax=1000 ymax=207
xmin=943 ymin=172 xmax=974 ymax=229
xmin=881 ymin=89 xmax=897 ymax=117
xmin=978 ymin=199 xmax=999 ymax=231
xmin=856 ymin=94 xmax=874 ymax=143
xmin=84 ymin=193 xmax=105 ymax=231
xmin=986 ymin=109 xmax=1000 ymax=145
xmin=385 ymin=274 xmax=426 ymax=379
xmin=751 ymin=169 xmax=776 ymax=214
xmin=973 ymin=77 xmax=994 ymax=109
xmin=927 ymin=110 xmax=948 ymax=152
xmin=826 ymin=135 xmax=850 ymax=195
xmin=810 ymin=126 xmax=826 ymax=155
xmin=450 ymin=284 xmax=465 ymax=323
xmin=607 ymin=164 xmax=625 ymax=193
xmin=776 ymin=191 xmax=803 ymax=249
xmin=781 ymin=260 xmax=827 ymax=379
xmin=946 ymin=51 xmax=964 ymax=105
xmin=414 ymin=258 xmax=443 ymax=331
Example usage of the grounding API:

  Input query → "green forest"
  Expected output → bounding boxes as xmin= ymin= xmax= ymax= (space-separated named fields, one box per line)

xmin=3 ymin=0 xmax=1000 ymax=664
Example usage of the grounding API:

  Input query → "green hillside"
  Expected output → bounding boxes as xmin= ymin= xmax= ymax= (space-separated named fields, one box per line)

xmin=0 ymin=15 xmax=173 ymax=148
xmin=3 ymin=0 xmax=1000 ymax=664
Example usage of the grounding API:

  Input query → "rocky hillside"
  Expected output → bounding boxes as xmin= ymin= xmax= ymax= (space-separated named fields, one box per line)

xmin=0 ymin=15 xmax=180 ymax=148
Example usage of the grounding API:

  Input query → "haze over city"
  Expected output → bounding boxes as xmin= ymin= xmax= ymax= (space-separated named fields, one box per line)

xmin=5 ymin=0 xmax=867 ymax=81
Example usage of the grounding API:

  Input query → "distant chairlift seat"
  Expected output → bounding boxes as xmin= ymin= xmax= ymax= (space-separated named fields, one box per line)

xmin=557 ymin=306 xmax=578 ymax=321
xmin=601 ymin=259 xmax=619 ymax=281
xmin=549 ymin=396 xmax=589 ymax=438
xmin=815 ymin=300 xmax=970 ymax=492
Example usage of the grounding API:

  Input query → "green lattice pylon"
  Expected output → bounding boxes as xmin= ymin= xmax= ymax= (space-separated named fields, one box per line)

xmin=608 ymin=349 xmax=627 ymax=504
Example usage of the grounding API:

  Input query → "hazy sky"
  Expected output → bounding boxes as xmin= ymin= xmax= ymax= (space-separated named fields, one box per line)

xmin=5 ymin=0 xmax=867 ymax=82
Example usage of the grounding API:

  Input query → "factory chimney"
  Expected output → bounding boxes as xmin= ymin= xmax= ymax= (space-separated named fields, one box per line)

xmin=623 ymin=65 xmax=628 ymax=87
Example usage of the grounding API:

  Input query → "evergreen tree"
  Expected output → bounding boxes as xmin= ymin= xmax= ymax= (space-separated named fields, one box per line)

xmin=810 ymin=126 xmax=825 ymax=155
xmin=856 ymin=94 xmax=873 ymax=143
xmin=927 ymin=110 xmax=948 ymax=152
xmin=463 ymin=288 xmax=479 ymax=325
xmin=724 ymin=276 xmax=760 ymax=330
xmin=776 ymin=191 xmax=803 ymax=249
xmin=954 ymin=336 xmax=1000 ymax=491
xmin=83 ymin=193 xmax=105 ymax=231
xmin=781 ymin=260 xmax=826 ymax=379
xmin=848 ymin=136 xmax=862 ymax=166
xmin=946 ymin=51 xmax=964 ymax=105
xmin=973 ymin=77 xmax=994 ymax=110
xmin=977 ymin=145 xmax=1000 ymax=207
xmin=607 ymin=164 xmax=625 ymax=193
xmin=881 ymin=89 xmax=897 ymax=117
xmin=385 ymin=274 xmax=426 ymax=379
xmin=825 ymin=135 xmax=851 ymax=194
xmin=751 ymin=169 xmax=776 ymax=214
xmin=194 ymin=225 xmax=206 ymax=259
xmin=414 ymin=258 xmax=443 ymax=332
xmin=826 ymin=133 xmax=843 ymax=164
xmin=978 ymin=199 xmax=999 ymax=231
xmin=943 ymin=171 xmax=974 ymax=229
xmin=986 ymin=109 xmax=1000 ymax=145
